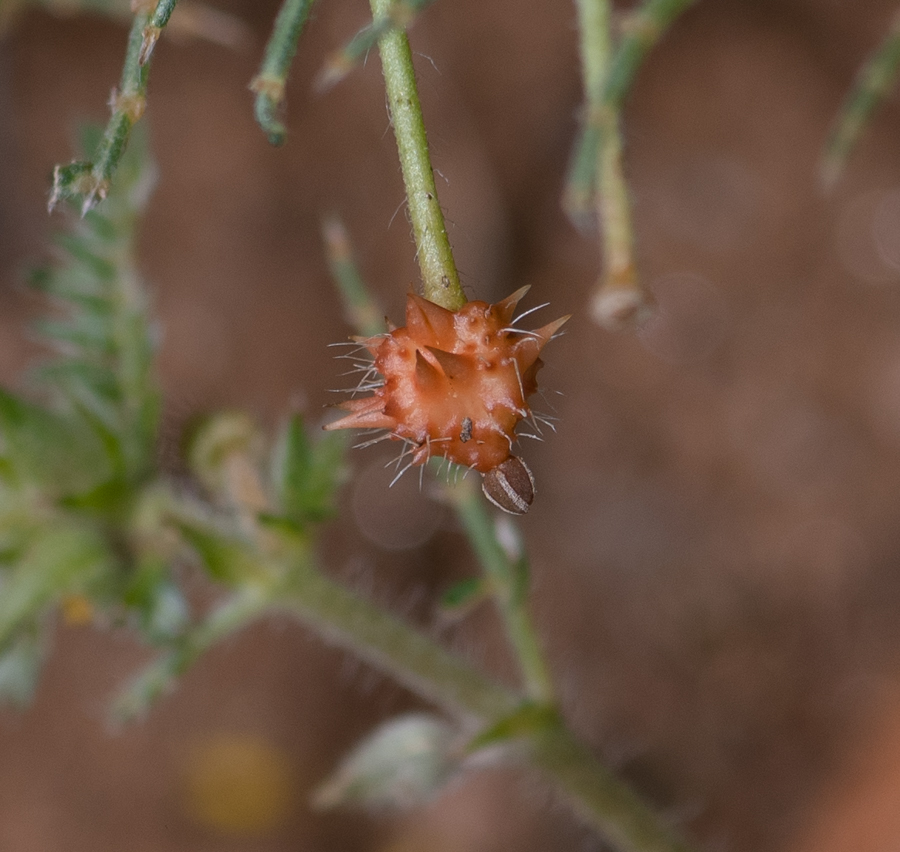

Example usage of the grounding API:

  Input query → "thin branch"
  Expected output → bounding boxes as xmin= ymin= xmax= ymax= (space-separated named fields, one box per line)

xmin=321 ymin=215 xmax=386 ymax=338
xmin=602 ymin=0 xmax=698 ymax=109
xmin=114 ymin=582 xmax=273 ymax=721
xmin=445 ymin=475 xmax=555 ymax=704
xmin=278 ymin=551 xmax=693 ymax=852
xmin=369 ymin=0 xmax=465 ymax=310
xmin=821 ymin=6 xmax=900 ymax=189
xmin=528 ymin=720 xmax=696 ymax=852
xmin=568 ymin=0 xmax=651 ymax=330
xmin=50 ymin=10 xmax=155 ymax=214
xmin=139 ymin=0 xmax=180 ymax=63
xmin=317 ymin=0 xmax=436 ymax=90
xmin=279 ymin=561 xmax=519 ymax=721
xmin=251 ymin=0 xmax=317 ymax=146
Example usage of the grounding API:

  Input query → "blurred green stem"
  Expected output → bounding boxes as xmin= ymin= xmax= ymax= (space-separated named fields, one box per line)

xmin=370 ymin=0 xmax=465 ymax=310
xmin=280 ymin=559 xmax=519 ymax=720
xmin=252 ymin=0 xmax=317 ymax=145
xmin=279 ymin=551 xmax=691 ymax=852
xmin=321 ymin=216 xmax=386 ymax=338
xmin=446 ymin=476 xmax=555 ymax=704
xmin=115 ymin=581 xmax=273 ymax=720
xmin=602 ymin=0 xmax=698 ymax=108
xmin=822 ymin=6 xmax=900 ymax=188
xmin=529 ymin=720 xmax=695 ymax=852
xmin=570 ymin=0 xmax=650 ymax=329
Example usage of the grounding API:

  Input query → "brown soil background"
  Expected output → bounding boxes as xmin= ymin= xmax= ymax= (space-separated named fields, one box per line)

xmin=5 ymin=1 xmax=900 ymax=850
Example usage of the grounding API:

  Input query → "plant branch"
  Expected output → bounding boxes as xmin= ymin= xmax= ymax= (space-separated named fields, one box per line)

xmin=317 ymin=0 xmax=436 ymax=90
xmin=278 ymin=554 xmax=692 ymax=852
xmin=251 ymin=0 xmax=317 ymax=145
xmin=139 ymin=0 xmax=180 ymax=64
xmin=370 ymin=0 xmax=465 ymax=310
xmin=279 ymin=559 xmax=519 ymax=721
xmin=821 ymin=6 xmax=900 ymax=188
xmin=445 ymin=475 xmax=555 ymax=704
xmin=50 ymin=11 xmax=154 ymax=214
xmin=602 ymin=0 xmax=698 ymax=109
xmin=321 ymin=215 xmax=386 ymax=338
xmin=527 ymin=720 xmax=695 ymax=852
xmin=155 ymin=473 xmax=689 ymax=850
xmin=568 ymin=0 xmax=651 ymax=330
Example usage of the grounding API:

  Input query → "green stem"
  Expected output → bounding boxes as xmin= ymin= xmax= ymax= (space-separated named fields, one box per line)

xmin=321 ymin=215 xmax=386 ymax=338
xmin=280 ymin=560 xmax=519 ymax=721
xmin=114 ymin=582 xmax=273 ymax=721
xmin=137 ymin=0 xmax=180 ymax=64
xmin=49 ymin=12 xmax=152 ymax=214
xmin=148 ymin=0 xmax=178 ymax=29
xmin=318 ymin=0 xmax=437 ymax=90
xmin=602 ymin=0 xmax=698 ymax=109
xmin=563 ymin=0 xmax=613 ymax=225
xmin=594 ymin=105 xmax=645 ymax=321
xmin=821 ymin=6 xmax=900 ymax=188
xmin=527 ymin=720 xmax=695 ymax=852
xmin=447 ymin=476 xmax=555 ymax=704
xmin=251 ymin=0 xmax=317 ymax=145
xmin=278 ymin=559 xmax=692 ymax=852
xmin=370 ymin=0 xmax=465 ymax=310
xmin=150 ymin=486 xmax=689 ymax=850
xmin=570 ymin=0 xmax=650 ymax=330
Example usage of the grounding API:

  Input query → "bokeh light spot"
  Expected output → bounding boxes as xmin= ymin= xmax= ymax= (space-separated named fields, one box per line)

xmin=182 ymin=733 xmax=295 ymax=836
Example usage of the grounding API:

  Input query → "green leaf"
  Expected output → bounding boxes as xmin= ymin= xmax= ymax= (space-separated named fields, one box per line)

xmin=271 ymin=415 xmax=348 ymax=524
xmin=0 ymin=522 xmax=114 ymax=648
xmin=0 ymin=388 xmax=112 ymax=494
xmin=52 ymin=234 xmax=117 ymax=282
xmin=82 ymin=208 xmax=120 ymax=243
xmin=177 ymin=520 xmax=259 ymax=584
xmin=439 ymin=575 xmax=489 ymax=612
xmin=28 ymin=265 xmax=108 ymax=302
xmin=33 ymin=316 xmax=117 ymax=357
xmin=34 ymin=122 xmax=161 ymax=487
xmin=123 ymin=556 xmax=190 ymax=642
xmin=466 ymin=701 xmax=560 ymax=753
xmin=313 ymin=713 xmax=461 ymax=811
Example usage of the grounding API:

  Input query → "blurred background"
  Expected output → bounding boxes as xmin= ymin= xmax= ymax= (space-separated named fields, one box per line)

xmin=4 ymin=0 xmax=900 ymax=850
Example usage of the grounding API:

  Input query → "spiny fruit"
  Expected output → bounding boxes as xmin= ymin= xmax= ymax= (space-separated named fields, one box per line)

xmin=325 ymin=287 xmax=569 ymax=514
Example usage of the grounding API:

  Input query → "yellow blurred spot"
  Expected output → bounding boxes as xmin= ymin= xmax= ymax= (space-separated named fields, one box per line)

xmin=182 ymin=733 xmax=295 ymax=836
xmin=61 ymin=595 xmax=94 ymax=626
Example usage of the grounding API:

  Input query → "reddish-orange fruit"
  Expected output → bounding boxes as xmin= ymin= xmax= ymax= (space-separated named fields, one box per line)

xmin=325 ymin=287 xmax=569 ymax=513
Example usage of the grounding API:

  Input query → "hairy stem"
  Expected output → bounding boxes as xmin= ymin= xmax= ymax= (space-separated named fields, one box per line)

xmin=447 ymin=476 xmax=555 ymax=704
xmin=280 ymin=560 xmax=518 ymax=721
xmin=527 ymin=720 xmax=695 ymax=852
xmin=370 ymin=0 xmax=465 ymax=310
xmin=278 ymin=555 xmax=692 ymax=852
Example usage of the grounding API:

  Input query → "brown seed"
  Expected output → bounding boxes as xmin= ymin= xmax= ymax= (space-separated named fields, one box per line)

xmin=481 ymin=456 xmax=535 ymax=515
